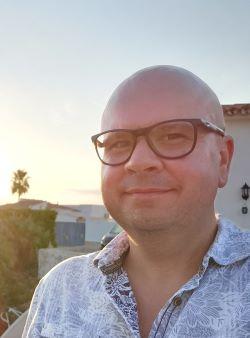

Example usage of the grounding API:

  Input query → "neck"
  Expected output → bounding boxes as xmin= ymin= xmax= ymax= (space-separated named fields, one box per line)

xmin=123 ymin=213 xmax=218 ymax=281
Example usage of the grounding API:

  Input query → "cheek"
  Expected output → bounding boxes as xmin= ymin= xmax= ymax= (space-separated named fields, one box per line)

xmin=176 ymin=149 xmax=220 ymax=189
xmin=101 ymin=165 xmax=109 ymax=196
xmin=184 ymin=151 xmax=220 ymax=197
xmin=101 ymin=165 xmax=121 ymax=201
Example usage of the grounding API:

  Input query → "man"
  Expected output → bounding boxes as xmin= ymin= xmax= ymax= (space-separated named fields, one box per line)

xmin=23 ymin=66 xmax=250 ymax=337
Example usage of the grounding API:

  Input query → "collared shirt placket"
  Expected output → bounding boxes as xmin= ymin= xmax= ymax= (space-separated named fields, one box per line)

xmin=104 ymin=258 xmax=209 ymax=338
xmin=149 ymin=294 xmax=184 ymax=338
xmin=105 ymin=268 xmax=141 ymax=337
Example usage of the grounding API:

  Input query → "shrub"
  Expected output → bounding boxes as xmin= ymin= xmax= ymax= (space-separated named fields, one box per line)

xmin=0 ymin=208 xmax=57 ymax=311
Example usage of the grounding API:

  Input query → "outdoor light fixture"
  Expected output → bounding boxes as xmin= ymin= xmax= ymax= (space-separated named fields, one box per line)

xmin=241 ymin=183 xmax=249 ymax=215
xmin=241 ymin=183 xmax=250 ymax=201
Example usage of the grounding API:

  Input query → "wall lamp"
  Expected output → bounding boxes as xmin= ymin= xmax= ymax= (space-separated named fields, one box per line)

xmin=241 ymin=183 xmax=249 ymax=214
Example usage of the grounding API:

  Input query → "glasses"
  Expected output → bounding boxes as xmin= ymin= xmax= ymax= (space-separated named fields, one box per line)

xmin=91 ymin=118 xmax=225 ymax=166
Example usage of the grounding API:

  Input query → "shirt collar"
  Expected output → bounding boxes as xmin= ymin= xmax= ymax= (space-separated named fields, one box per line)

xmin=93 ymin=216 xmax=250 ymax=274
xmin=93 ymin=231 xmax=129 ymax=274
xmin=207 ymin=216 xmax=250 ymax=266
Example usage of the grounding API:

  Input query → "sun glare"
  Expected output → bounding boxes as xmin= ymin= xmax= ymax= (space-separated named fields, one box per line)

xmin=0 ymin=148 xmax=13 ymax=203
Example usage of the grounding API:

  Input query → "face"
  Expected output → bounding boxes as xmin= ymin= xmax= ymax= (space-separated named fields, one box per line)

xmin=100 ymin=69 xmax=233 ymax=235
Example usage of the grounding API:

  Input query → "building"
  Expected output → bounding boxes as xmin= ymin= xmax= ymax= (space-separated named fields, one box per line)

xmin=1 ymin=199 xmax=115 ymax=245
xmin=215 ymin=104 xmax=250 ymax=230
xmin=64 ymin=204 xmax=115 ymax=242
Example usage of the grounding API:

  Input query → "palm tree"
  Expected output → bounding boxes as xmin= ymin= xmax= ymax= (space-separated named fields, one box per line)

xmin=11 ymin=169 xmax=30 ymax=201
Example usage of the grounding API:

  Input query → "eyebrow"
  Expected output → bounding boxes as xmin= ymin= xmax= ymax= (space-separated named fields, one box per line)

xmin=92 ymin=118 xmax=225 ymax=141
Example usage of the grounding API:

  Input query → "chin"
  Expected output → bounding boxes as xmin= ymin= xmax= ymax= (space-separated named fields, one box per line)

xmin=103 ymin=193 xmax=179 ymax=230
xmin=110 ymin=207 xmax=174 ymax=233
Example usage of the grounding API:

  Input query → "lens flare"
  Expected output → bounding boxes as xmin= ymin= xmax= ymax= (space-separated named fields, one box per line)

xmin=0 ymin=147 xmax=13 ymax=203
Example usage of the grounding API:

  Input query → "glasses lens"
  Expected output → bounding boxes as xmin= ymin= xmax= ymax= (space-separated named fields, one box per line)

xmin=96 ymin=131 xmax=134 ymax=165
xmin=149 ymin=121 xmax=195 ymax=158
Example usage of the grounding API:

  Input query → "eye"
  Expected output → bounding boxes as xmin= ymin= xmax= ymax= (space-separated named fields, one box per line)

xmin=166 ymin=133 xmax=188 ymax=140
xmin=97 ymin=131 xmax=134 ymax=153
xmin=159 ymin=132 xmax=188 ymax=143
xmin=107 ymin=140 xmax=131 ymax=150
xmin=103 ymin=138 xmax=134 ymax=152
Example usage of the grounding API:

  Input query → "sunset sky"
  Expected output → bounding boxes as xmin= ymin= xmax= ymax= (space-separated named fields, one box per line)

xmin=0 ymin=0 xmax=249 ymax=206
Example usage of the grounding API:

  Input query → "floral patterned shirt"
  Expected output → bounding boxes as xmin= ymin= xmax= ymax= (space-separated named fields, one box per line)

xmin=23 ymin=217 xmax=250 ymax=337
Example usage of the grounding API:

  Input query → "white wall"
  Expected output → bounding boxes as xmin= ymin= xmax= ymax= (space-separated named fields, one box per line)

xmin=66 ymin=204 xmax=109 ymax=219
xmin=55 ymin=208 xmax=83 ymax=223
xmin=85 ymin=219 xmax=116 ymax=242
xmin=215 ymin=116 xmax=250 ymax=230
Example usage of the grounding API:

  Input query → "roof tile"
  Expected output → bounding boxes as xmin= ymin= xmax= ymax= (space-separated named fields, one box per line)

xmin=222 ymin=104 xmax=250 ymax=117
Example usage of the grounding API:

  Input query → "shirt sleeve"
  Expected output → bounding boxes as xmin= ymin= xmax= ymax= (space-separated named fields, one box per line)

xmin=22 ymin=278 xmax=46 ymax=337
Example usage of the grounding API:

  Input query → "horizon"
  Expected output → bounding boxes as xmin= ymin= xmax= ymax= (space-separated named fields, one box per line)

xmin=0 ymin=197 xmax=104 ymax=207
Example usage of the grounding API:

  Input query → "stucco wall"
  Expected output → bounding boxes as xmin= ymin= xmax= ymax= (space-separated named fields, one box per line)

xmin=215 ymin=117 xmax=250 ymax=229
xmin=85 ymin=219 xmax=116 ymax=242
xmin=55 ymin=209 xmax=83 ymax=222
xmin=66 ymin=204 xmax=109 ymax=219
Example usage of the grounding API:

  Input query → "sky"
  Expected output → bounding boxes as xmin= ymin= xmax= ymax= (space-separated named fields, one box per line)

xmin=0 ymin=0 xmax=249 ymax=206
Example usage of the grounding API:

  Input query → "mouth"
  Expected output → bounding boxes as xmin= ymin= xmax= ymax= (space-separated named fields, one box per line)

xmin=124 ymin=188 xmax=173 ymax=195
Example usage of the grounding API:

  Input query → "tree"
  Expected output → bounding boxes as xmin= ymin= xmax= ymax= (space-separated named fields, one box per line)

xmin=11 ymin=170 xmax=30 ymax=201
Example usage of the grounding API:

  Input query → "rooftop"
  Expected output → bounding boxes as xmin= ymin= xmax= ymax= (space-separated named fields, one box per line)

xmin=222 ymin=103 xmax=250 ymax=117
xmin=0 ymin=199 xmax=79 ymax=212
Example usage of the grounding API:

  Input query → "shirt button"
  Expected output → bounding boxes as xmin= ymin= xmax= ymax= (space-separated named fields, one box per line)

xmin=173 ymin=296 xmax=182 ymax=306
xmin=198 ymin=265 xmax=205 ymax=274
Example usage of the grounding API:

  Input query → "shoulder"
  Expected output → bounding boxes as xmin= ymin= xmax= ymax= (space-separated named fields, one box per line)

xmin=31 ymin=251 xmax=103 ymax=307
xmin=46 ymin=251 xmax=100 ymax=274
xmin=40 ymin=251 xmax=101 ymax=290
xmin=22 ymin=252 xmax=105 ymax=337
xmin=27 ymin=252 xmax=103 ymax=320
xmin=211 ymin=217 xmax=250 ymax=265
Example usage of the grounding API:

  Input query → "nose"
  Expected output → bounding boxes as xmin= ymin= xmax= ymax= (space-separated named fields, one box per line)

xmin=124 ymin=137 xmax=164 ymax=173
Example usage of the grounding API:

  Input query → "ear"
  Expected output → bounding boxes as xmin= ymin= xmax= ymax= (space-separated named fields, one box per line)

xmin=218 ymin=135 xmax=234 ymax=188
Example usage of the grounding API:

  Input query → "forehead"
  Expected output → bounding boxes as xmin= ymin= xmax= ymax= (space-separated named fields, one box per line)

xmin=101 ymin=71 xmax=217 ymax=132
xmin=102 ymin=90 xmax=209 ymax=132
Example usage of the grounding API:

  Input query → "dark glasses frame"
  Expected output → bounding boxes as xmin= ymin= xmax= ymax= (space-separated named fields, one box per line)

xmin=91 ymin=118 xmax=225 ymax=166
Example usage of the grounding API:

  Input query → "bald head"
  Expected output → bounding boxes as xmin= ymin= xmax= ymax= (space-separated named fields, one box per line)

xmin=100 ymin=65 xmax=234 ymax=234
xmin=102 ymin=65 xmax=225 ymax=131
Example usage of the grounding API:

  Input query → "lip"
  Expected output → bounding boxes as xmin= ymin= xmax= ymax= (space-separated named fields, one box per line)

xmin=125 ymin=188 xmax=172 ymax=194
